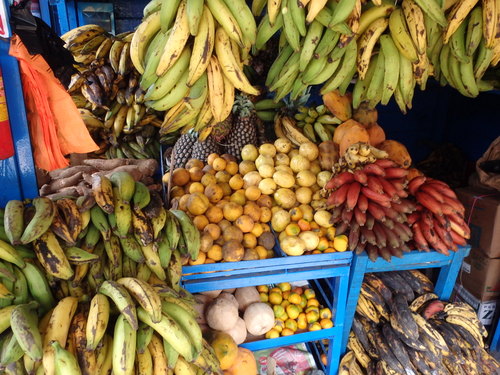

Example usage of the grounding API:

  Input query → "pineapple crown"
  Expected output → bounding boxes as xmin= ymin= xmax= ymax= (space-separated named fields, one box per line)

xmin=232 ymin=93 xmax=255 ymax=118
xmin=280 ymin=88 xmax=311 ymax=117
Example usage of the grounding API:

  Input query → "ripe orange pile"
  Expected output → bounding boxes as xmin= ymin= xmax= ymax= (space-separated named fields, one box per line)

xmin=259 ymin=282 xmax=333 ymax=338
xmin=165 ymin=155 xmax=276 ymax=264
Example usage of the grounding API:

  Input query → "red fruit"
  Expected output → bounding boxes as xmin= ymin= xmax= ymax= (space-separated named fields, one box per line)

xmin=376 ymin=176 xmax=400 ymax=201
xmin=341 ymin=207 xmax=354 ymax=224
xmin=365 ymin=215 xmax=375 ymax=230
xmin=335 ymin=221 xmax=349 ymax=235
xmin=374 ymin=159 xmax=396 ymax=168
xmin=420 ymin=184 xmax=445 ymax=203
xmin=432 ymin=218 xmax=454 ymax=249
xmin=442 ymin=195 xmax=465 ymax=215
xmin=357 ymin=194 xmax=369 ymax=213
xmin=384 ymin=167 xmax=409 ymax=179
xmin=387 ymin=246 xmax=403 ymax=258
xmin=361 ymin=227 xmax=377 ymax=245
xmin=412 ymin=222 xmax=430 ymax=252
xmin=354 ymin=207 xmax=367 ymax=226
xmin=327 ymin=183 xmax=351 ymax=207
xmin=366 ymin=176 xmax=384 ymax=194
xmin=380 ymin=206 xmax=401 ymax=222
xmin=349 ymin=222 xmax=360 ymax=251
xmin=372 ymin=222 xmax=387 ymax=247
xmin=363 ymin=163 xmax=387 ymax=177
xmin=366 ymin=244 xmax=379 ymax=261
xmin=367 ymin=202 xmax=386 ymax=222
xmin=346 ymin=182 xmax=362 ymax=211
xmin=378 ymin=247 xmax=392 ymax=261
xmin=325 ymin=171 xmax=355 ymax=190
xmin=392 ymin=199 xmax=417 ymax=214
xmin=361 ymin=187 xmax=392 ymax=205
xmin=408 ymin=175 xmax=427 ymax=195
xmin=426 ymin=181 xmax=458 ymax=200
xmin=353 ymin=169 xmax=368 ymax=185
xmin=449 ymin=229 xmax=467 ymax=246
xmin=415 ymin=191 xmax=444 ymax=216
xmin=422 ymin=300 xmax=445 ymax=319
xmin=381 ymin=224 xmax=401 ymax=248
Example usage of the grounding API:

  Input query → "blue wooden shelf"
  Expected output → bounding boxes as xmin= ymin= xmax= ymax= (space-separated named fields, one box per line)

xmin=491 ymin=319 xmax=500 ymax=352
xmin=182 ymin=252 xmax=352 ymax=375
xmin=341 ymin=246 xmax=471 ymax=353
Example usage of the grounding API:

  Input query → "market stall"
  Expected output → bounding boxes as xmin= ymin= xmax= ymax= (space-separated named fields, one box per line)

xmin=0 ymin=0 xmax=499 ymax=373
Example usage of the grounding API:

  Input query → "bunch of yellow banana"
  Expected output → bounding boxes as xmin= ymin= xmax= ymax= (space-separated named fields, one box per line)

xmin=133 ymin=0 xmax=259 ymax=137
xmin=273 ymin=114 xmax=312 ymax=147
xmin=0 ymin=174 xmax=221 ymax=374
xmin=256 ymin=0 xmax=498 ymax=113
xmin=64 ymin=27 xmax=165 ymax=158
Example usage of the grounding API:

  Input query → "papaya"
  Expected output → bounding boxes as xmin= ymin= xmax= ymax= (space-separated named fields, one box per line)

xmin=322 ymin=90 xmax=352 ymax=121
xmin=224 ymin=348 xmax=258 ymax=375
xmin=210 ymin=332 xmax=238 ymax=370
xmin=334 ymin=120 xmax=370 ymax=156
xmin=366 ymin=123 xmax=386 ymax=147
xmin=377 ymin=140 xmax=412 ymax=169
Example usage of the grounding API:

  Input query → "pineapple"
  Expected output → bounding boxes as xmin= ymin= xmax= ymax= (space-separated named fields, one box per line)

xmin=211 ymin=114 xmax=233 ymax=142
xmin=225 ymin=93 xmax=258 ymax=160
xmin=191 ymin=136 xmax=221 ymax=162
xmin=170 ymin=131 xmax=196 ymax=169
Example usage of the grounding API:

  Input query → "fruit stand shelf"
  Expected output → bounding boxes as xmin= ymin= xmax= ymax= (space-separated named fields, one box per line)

xmin=491 ymin=319 xmax=500 ymax=352
xmin=181 ymin=251 xmax=352 ymax=293
xmin=341 ymin=245 xmax=471 ymax=353
xmin=181 ymin=253 xmax=352 ymax=375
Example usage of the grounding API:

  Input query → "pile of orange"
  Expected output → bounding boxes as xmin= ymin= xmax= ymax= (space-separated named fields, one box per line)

xmin=258 ymin=282 xmax=334 ymax=338
xmin=164 ymin=154 xmax=276 ymax=264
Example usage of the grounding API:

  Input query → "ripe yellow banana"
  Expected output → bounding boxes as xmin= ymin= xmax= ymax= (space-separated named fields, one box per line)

xmin=357 ymin=17 xmax=389 ymax=79
xmin=214 ymin=27 xmax=259 ymax=95
xmin=156 ymin=1 xmax=190 ymax=76
xmin=130 ymin=11 xmax=161 ymax=74
xmin=206 ymin=56 xmax=225 ymax=122
xmin=86 ymin=293 xmax=110 ymax=351
xmin=187 ymin=6 xmax=215 ymax=86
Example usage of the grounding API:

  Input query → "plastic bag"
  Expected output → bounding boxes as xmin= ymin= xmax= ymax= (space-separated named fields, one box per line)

xmin=476 ymin=136 xmax=500 ymax=191
xmin=9 ymin=35 xmax=98 ymax=171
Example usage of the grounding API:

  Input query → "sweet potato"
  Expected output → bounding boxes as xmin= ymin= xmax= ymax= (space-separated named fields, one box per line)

xmin=48 ymin=165 xmax=96 ymax=179
xmin=44 ymin=172 xmax=83 ymax=194
xmin=83 ymin=158 xmax=130 ymax=170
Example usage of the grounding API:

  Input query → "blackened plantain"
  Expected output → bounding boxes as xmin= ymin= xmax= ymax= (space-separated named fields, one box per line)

xmin=378 ymin=272 xmax=415 ymax=301
xmin=381 ymin=323 xmax=418 ymax=375
xmin=391 ymin=294 xmax=419 ymax=340
xmin=364 ymin=273 xmax=393 ymax=304
xmin=353 ymin=315 xmax=379 ymax=359
xmin=368 ymin=326 xmax=406 ymax=374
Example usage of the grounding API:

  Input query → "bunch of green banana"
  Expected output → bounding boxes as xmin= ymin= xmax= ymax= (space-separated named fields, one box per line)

xmin=338 ymin=270 xmax=500 ymax=375
xmin=104 ymin=125 xmax=162 ymax=160
xmin=0 ymin=174 xmax=220 ymax=374
xmin=64 ymin=27 xmax=165 ymax=157
xmin=294 ymin=104 xmax=341 ymax=143
xmin=133 ymin=0 xmax=259 ymax=137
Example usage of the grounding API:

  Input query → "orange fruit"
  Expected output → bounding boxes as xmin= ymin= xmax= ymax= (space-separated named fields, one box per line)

xmin=284 ymin=318 xmax=298 ymax=332
xmin=304 ymin=288 xmax=316 ymax=299
xmin=251 ymin=223 xmax=264 ymax=237
xmin=269 ymin=292 xmax=283 ymax=305
xmin=286 ymin=305 xmax=301 ymax=320
xmin=289 ymin=207 xmax=303 ymax=221
xmin=242 ymin=233 xmax=257 ymax=248
xmin=259 ymin=207 xmax=272 ymax=223
xmin=188 ymin=251 xmax=206 ymax=265
xmin=281 ymin=328 xmax=294 ymax=336
xmin=207 ymin=153 xmax=219 ymax=166
xmin=205 ymin=206 xmax=224 ymax=223
xmin=215 ymin=170 xmax=231 ymax=183
xmin=308 ymin=322 xmax=322 ymax=331
xmin=188 ymin=167 xmax=203 ymax=182
xmin=260 ymin=293 xmax=269 ymax=302
xmin=225 ymin=161 xmax=239 ymax=175
xmin=222 ymin=226 xmax=243 ymax=243
xmin=187 ymin=192 xmax=210 ymax=215
xmin=319 ymin=319 xmax=333 ymax=329
xmin=204 ymin=258 xmax=216 ymax=264
xmin=320 ymin=308 xmax=332 ymax=319
xmin=245 ymin=186 xmax=262 ymax=201
xmin=230 ymin=190 xmax=246 ymax=206
xmin=172 ymin=168 xmax=190 ymax=186
xmin=207 ymin=244 xmax=223 ymax=261
xmin=244 ymin=202 xmax=262 ymax=222
xmin=256 ymin=195 xmax=273 ymax=208
xmin=288 ymin=293 xmax=302 ymax=305
xmin=193 ymin=215 xmax=209 ymax=230
xmin=188 ymin=182 xmax=204 ymax=194
xmin=257 ymin=285 xmax=268 ymax=293
xmin=229 ymin=174 xmax=244 ymax=190
xmin=212 ymin=157 xmax=227 ymax=171
xmin=186 ymin=159 xmax=204 ymax=169
xmin=265 ymin=329 xmax=280 ymax=339
xmin=285 ymin=223 xmax=301 ymax=236
xmin=297 ymin=219 xmax=312 ymax=231
xmin=235 ymin=215 xmax=255 ymax=233
xmin=306 ymin=309 xmax=319 ymax=324
xmin=201 ymin=173 xmax=217 ymax=187
xmin=204 ymin=223 xmax=221 ymax=240
xmin=255 ymin=245 xmax=268 ymax=260
xmin=223 ymin=202 xmax=244 ymax=221
xmin=169 ymin=186 xmax=185 ymax=199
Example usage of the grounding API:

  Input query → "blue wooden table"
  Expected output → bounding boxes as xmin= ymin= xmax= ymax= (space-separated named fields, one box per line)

xmin=341 ymin=246 xmax=471 ymax=352
xmin=182 ymin=252 xmax=352 ymax=375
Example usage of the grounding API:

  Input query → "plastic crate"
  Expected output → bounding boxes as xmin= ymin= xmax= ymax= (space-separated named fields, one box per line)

xmin=341 ymin=246 xmax=471 ymax=353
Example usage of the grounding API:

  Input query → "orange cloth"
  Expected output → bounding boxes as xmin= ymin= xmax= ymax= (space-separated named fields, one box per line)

xmin=9 ymin=35 xmax=98 ymax=171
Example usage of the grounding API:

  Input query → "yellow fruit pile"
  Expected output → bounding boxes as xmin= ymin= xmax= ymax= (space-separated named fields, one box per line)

xmin=164 ymin=156 xmax=275 ymax=264
xmin=259 ymin=283 xmax=333 ymax=338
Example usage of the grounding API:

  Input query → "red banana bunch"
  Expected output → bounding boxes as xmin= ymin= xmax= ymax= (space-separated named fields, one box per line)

xmin=325 ymin=159 xmax=416 ymax=261
xmin=408 ymin=176 xmax=470 ymax=255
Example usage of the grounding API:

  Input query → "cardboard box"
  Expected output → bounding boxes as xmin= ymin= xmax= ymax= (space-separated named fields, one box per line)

xmin=458 ymin=248 xmax=500 ymax=301
xmin=455 ymin=187 xmax=500 ymax=258
xmin=453 ymin=284 xmax=499 ymax=333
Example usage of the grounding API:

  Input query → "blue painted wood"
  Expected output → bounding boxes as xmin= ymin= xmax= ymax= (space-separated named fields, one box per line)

xmin=182 ymin=252 xmax=351 ymax=375
xmin=491 ymin=319 xmax=500 ymax=352
xmin=39 ymin=0 xmax=52 ymax=26
xmin=0 ymin=35 xmax=38 ymax=205
xmin=341 ymin=246 xmax=471 ymax=353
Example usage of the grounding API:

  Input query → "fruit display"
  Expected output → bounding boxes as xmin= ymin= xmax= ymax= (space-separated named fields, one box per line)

xmin=339 ymin=270 xmax=500 ymax=374
xmin=165 ymin=156 xmax=277 ymax=264
xmin=407 ymin=176 xmax=471 ymax=254
xmin=38 ymin=158 xmax=159 ymax=200
xmin=130 ymin=0 xmax=260 ymax=139
xmin=166 ymin=93 xmax=268 ymax=167
xmin=0 ymin=171 xmax=225 ymax=374
xmin=61 ymin=26 xmax=163 ymax=158
xmin=258 ymin=283 xmax=334 ymax=338
xmin=253 ymin=0 xmax=500 ymax=111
